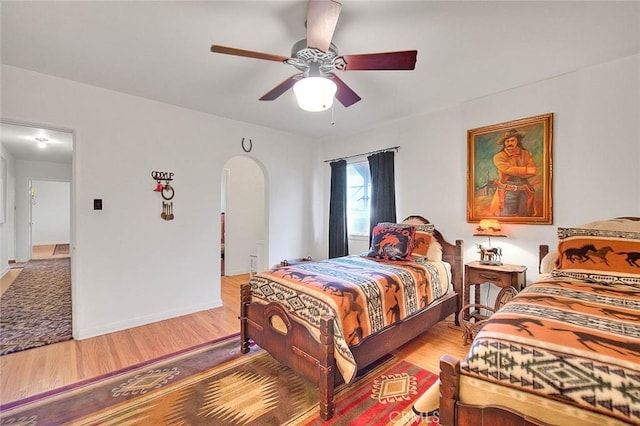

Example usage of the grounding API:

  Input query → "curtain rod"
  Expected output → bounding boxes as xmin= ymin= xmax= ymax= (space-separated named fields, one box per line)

xmin=324 ymin=146 xmax=400 ymax=163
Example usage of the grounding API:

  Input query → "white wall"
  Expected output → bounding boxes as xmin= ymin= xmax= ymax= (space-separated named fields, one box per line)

xmin=31 ymin=180 xmax=71 ymax=245
xmin=3 ymin=53 xmax=637 ymax=341
xmin=1 ymin=65 xmax=316 ymax=339
xmin=321 ymin=54 xmax=640 ymax=284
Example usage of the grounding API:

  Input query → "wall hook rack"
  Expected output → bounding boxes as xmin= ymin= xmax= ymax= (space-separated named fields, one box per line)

xmin=151 ymin=170 xmax=175 ymax=219
xmin=151 ymin=170 xmax=174 ymax=182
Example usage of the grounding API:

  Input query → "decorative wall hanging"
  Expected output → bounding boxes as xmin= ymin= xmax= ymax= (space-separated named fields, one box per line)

xmin=161 ymin=201 xmax=174 ymax=221
xmin=241 ymin=137 xmax=253 ymax=153
xmin=467 ymin=113 xmax=553 ymax=224
xmin=151 ymin=170 xmax=175 ymax=221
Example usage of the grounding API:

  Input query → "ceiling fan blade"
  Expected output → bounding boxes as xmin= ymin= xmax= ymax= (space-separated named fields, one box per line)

xmin=211 ymin=45 xmax=289 ymax=63
xmin=259 ymin=74 xmax=302 ymax=101
xmin=306 ymin=0 xmax=342 ymax=52
xmin=328 ymin=73 xmax=361 ymax=107
xmin=335 ymin=50 xmax=418 ymax=71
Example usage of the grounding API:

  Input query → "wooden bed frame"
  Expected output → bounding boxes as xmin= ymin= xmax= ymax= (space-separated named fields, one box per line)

xmin=438 ymin=245 xmax=551 ymax=426
xmin=239 ymin=217 xmax=463 ymax=420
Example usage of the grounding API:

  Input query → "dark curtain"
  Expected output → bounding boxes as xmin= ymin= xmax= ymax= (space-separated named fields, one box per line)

xmin=328 ymin=160 xmax=349 ymax=258
xmin=368 ymin=151 xmax=397 ymax=236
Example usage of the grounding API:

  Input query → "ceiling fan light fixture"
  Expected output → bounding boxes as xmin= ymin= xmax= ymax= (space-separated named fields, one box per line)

xmin=293 ymin=76 xmax=337 ymax=112
xmin=35 ymin=137 xmax=48 ymax=149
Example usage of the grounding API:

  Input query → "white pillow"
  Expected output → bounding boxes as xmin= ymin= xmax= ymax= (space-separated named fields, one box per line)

xmin=540 ymin=251 xmax=558 ymax=274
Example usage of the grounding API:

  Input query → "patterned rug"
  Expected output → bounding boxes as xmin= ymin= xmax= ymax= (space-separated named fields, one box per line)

xmin=53 ymin=243 xmax=70 ymax=255
xmin=0 ymin=258 xmax=72 ymax=355
xmin=0 ymin=334 xmax=439 ymax=425
xmin=294 ymin=358 xmax=439 ymax=426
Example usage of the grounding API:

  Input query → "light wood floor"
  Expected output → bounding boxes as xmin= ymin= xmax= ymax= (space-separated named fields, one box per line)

xmin=31 ymin=244 xmax=71 ymax=260
xmin=0 ymin=273 xmax=469 ymax=406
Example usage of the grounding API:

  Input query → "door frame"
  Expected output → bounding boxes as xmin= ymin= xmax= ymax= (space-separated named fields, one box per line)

xmin=28 ymin=178 xmax=71 ymax=259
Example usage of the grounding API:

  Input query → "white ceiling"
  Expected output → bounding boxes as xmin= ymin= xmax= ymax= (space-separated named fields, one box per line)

xmin=0 ymin=122 xmax=73 ymax=164
xmin=1 ymin=1 xmax=639 ymax=156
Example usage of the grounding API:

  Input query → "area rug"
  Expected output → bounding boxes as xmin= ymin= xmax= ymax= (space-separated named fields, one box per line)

xmin=0 ymin=333 xmax=438 ymax=425
xmin=293 ymin=359 xmax=439 ymax=426
xmin=0 ymin=257 xmax=71 ymax=355
xmin=53 ymin=243 xmax=70 ymax=255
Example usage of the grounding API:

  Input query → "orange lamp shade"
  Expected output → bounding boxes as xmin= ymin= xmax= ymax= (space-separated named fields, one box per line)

xmin=474 ymin=219 xmax=506 ymax=237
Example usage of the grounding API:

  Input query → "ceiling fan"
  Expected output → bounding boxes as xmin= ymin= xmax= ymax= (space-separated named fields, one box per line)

xmin=210 ymin=0 xmax=417 ymax=110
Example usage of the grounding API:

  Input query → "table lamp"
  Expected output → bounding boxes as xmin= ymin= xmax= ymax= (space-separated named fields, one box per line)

xmin=474 ymin=219 xmax=506 ymax=265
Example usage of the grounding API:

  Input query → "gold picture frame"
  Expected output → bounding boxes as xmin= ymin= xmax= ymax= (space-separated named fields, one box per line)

xmin=467 ymin=113 xmax=553 ymax=224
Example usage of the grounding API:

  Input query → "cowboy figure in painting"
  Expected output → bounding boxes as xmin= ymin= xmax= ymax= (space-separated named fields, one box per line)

xmin=489 ymin=129 xmax=538 ymax=217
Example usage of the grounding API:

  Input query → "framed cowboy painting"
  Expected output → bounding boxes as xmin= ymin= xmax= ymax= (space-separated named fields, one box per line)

xmin=467 ymin=113 xmax=553 ymax=224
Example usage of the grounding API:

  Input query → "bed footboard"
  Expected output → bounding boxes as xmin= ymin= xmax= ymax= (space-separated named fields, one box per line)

xmin=439 ymin=355 xmax=545 ymax=426
xmin=240 ymin=283 xmax=337 ymax=420
xmin=439 ymin=355 xmax=459 ymax=426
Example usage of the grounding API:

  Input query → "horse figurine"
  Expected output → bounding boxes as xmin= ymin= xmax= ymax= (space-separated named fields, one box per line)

xmin=477 ymin=243 xmax=503 ymax=265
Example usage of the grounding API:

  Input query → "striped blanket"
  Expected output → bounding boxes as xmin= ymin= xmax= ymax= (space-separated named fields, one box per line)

xmin=460 ymin=278 xmax=640 ymax=424
xmin=249 ymin=255 xmax=451 ymax=383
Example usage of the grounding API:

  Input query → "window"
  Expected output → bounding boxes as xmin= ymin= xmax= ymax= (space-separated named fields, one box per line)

xmin=346 ymin=161 xmax=371 ymax=237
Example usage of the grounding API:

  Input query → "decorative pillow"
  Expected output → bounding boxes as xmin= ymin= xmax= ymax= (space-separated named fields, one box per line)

xmin=412 ymin=232 xmax=443 ymax=262
xmin=552 ymin=222 xmax=640 ymax=286
xmin=367 ymin=225 xmax=415 ymax=261
xmin=379 ymin=222 xmax=435 ymax=235
xmin=578 ymin=217 xmax=640 ymax=232
xmin=378 ymin=222 xmax=442 ymax=261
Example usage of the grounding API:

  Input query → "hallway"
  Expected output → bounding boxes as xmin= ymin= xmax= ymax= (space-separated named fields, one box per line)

xmin=32 ymin=244 xmax=70 ymax=260
xmin=1 ymin=244 xmax=70 ymax=298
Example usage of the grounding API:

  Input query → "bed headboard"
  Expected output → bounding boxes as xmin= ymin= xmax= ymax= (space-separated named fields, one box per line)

xmin=539 ymin=244 xmax=550 ymax=274
xmin=401 ymin=215 xmax=464 ymax=305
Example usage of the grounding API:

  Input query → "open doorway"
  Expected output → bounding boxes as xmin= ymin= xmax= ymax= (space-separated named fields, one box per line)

xmin=0 ymin=121 xmax=73 ymax=264
xmin=220 ymin=168 xmax=229 ymax=275
xmin=30 ymin=179 xmax=71 ymax=260
xmin=0 ymin=121 xmax=74 ymax=353
xmin=221 ymin=156 xmax=267 ymax=276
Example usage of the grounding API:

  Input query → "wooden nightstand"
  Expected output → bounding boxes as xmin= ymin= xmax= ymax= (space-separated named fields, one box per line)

xmin=463 ymin=261 xmax=527 ymax=321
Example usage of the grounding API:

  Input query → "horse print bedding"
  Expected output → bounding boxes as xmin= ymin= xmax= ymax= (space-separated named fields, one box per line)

xmin=248 ymin=255 xmax=451 ymax=383
xmin=552 ymin=224 xmax=640 ymax=286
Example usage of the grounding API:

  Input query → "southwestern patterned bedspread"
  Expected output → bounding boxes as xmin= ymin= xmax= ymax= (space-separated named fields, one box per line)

xmin=460 ymin=278 xmax=640 ymax=424
xmin=249 ymin=255 xmax=451 ymax=383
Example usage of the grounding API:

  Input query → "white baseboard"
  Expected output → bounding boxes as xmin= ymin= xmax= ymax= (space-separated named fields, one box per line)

xmin=224 ymin=267 xmax=250 ymax=276
xmin=73 ymin=299 xmax=223 ymax=340
xmin=0 ymin=265 xmax=9 ymax=279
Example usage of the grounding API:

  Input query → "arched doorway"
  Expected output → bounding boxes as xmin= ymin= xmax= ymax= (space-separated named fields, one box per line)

xmin=220 ymin=156 xmax=267 ymax=276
